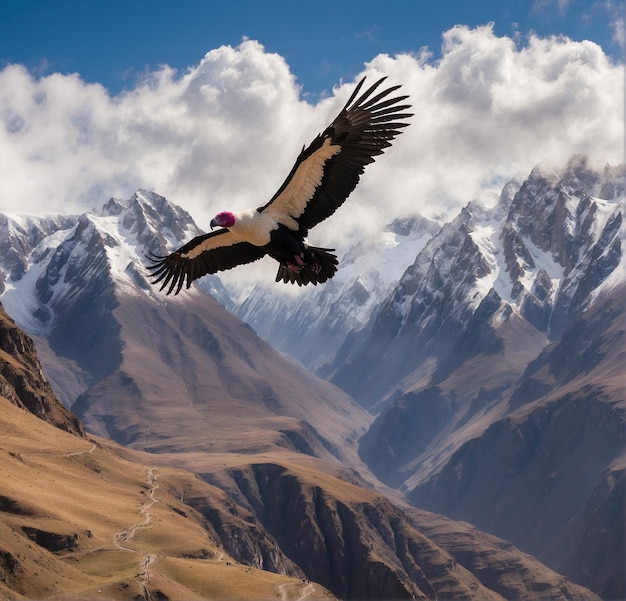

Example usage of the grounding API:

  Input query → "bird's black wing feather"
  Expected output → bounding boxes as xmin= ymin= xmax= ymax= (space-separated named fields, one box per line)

xmin=146 ymin=229 xmax=266 ymax=295
xmin=258 ymin=77 xmax=412 ymax=235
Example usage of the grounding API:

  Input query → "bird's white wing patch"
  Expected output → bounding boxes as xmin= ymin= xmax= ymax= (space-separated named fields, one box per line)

xmin=264 ymin=138 xmax=341 ymax=229
xmin=180 ymin=229 xmax=241 ymax=259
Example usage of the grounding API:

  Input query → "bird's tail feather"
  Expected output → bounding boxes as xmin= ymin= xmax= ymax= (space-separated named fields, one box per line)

xmin=275 ymin=246 xmax=338 ymax=286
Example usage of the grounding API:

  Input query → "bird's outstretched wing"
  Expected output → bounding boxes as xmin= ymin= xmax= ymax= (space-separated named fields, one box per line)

xmin=258 ymin=77 xmax=412 ymax=235
xmin=146 ymin=229 xmax=266 ymax=295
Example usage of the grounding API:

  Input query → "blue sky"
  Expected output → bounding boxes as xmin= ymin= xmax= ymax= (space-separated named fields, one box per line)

xmin=1 ymin=0 xmax=623 ymax=98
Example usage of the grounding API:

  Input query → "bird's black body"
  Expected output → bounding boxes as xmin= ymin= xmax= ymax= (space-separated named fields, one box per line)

xmin=147 ymin=76 xmax=412 ymax=294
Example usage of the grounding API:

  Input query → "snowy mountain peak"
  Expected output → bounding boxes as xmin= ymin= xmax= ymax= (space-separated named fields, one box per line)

xmin=237 ymin=155 xmax=624 ymax=410
xmin=0 ymin=190 xmax=220 ymax=335
xmin=0 ymin=212 xmax=77 ymax=293
xmin=500 ymin=158 xmax=624 ymax=334
xmin=324 ymin=155 xmax=625 ymax=408
xmin=99 ymin=189 xmax=202 ymax=255
xmin=393 ymin=155 xmax=625 ymax=340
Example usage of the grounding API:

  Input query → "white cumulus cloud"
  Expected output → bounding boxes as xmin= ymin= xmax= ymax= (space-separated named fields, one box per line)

xmin=0 ymin=27 xmax=622 ymax=249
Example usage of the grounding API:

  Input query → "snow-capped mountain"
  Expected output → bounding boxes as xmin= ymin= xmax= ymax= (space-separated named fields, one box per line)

xmin=0 ymin=190 xmax=370 ymax=466
xmin=0 ymin=190 xmax=228 ymax=405
xmin=0 ymin=190 xmax=216 ymax=334
xmin=325 ymin=154 xmax=625 ymax=599
xmin=234 ymin=214 xmax=440 ymax=371
xmin=327 ymin=154 xmax=624 ymax=408
xmin=0 ymin=212 xmax=77 ymax=295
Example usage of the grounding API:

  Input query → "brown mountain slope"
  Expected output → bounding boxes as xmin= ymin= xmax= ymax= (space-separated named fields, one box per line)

xmin=0 ymin=303 xmax=82 ymax=436
xmin=179 ymin=454 xmax=505 ymax=600
xmin=0 ymin=389 xmax=504 ymax=601
xmin=71 ymin=291 xmax=371 ymax=466
xmin=0 ymin=299 xmax=335 ymax=599
xmin=0 ymin=394 xmax=336 ymax=601
xmin=407 ymin=507 xmax=601 ymax=601
xmin=160 ymin=452 xmax=599 ymax=601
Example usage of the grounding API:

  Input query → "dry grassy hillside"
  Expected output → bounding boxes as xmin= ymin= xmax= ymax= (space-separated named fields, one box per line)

xmin=0 ymin=395 xmax=334 ymax=601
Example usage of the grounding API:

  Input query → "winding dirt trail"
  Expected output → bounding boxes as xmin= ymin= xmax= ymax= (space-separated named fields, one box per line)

xmin=113 ymin=467 xmax=160 ymax=601
xmin=278 ymin=581 xmax=317 ymax=601
xmin=63 ymin=442 xmax=97 ymax=457
xmin=19 ymin=441 xmax=97 ymax=458
xmin=298 ymin=583 xmax=316 ymax=600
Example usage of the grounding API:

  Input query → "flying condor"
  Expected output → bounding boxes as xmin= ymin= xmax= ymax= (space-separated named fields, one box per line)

xmin=147 ymin=76 xmax=412 ymax=294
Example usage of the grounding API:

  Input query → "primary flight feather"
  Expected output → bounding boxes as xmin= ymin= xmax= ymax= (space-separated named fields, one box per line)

xmin=147 ymin=76 xmax=412 ymax=294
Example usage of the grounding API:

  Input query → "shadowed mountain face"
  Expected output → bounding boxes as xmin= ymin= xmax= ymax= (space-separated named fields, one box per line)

xmin=71 ymin=290 xmax=371 ymax=465
xmin=406 ymin=288 xmax=626 ymax=600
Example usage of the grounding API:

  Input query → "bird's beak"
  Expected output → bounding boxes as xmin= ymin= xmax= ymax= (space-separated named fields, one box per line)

xmin=210 ymin=218 xmax=218 ymax=230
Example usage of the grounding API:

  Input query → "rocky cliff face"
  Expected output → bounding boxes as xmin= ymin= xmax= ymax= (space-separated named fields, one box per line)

xmin=199 ymin=459 xmax=599 ymax=601
xmin=0 ymin=303 xmax=82 ymax=435
xmin=220 ymin=462 xmax=437 ymax=600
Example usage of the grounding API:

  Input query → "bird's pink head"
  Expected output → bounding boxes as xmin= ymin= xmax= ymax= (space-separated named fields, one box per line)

xmin=210 ymin=211 xmax=235 ymax=229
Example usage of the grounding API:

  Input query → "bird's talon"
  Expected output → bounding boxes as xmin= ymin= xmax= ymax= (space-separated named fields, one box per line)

xmin=287 ymin=262 xmax=304 ymax=273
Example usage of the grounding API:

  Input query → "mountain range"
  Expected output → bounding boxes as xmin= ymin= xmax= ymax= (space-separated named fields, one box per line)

xmin=0 ymin=153 xmax=623 ymax=599
xmin=235 ymin=214 xmax=441 ymax=372
xmin=237 ymin=154 xmax=626 ymax=599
